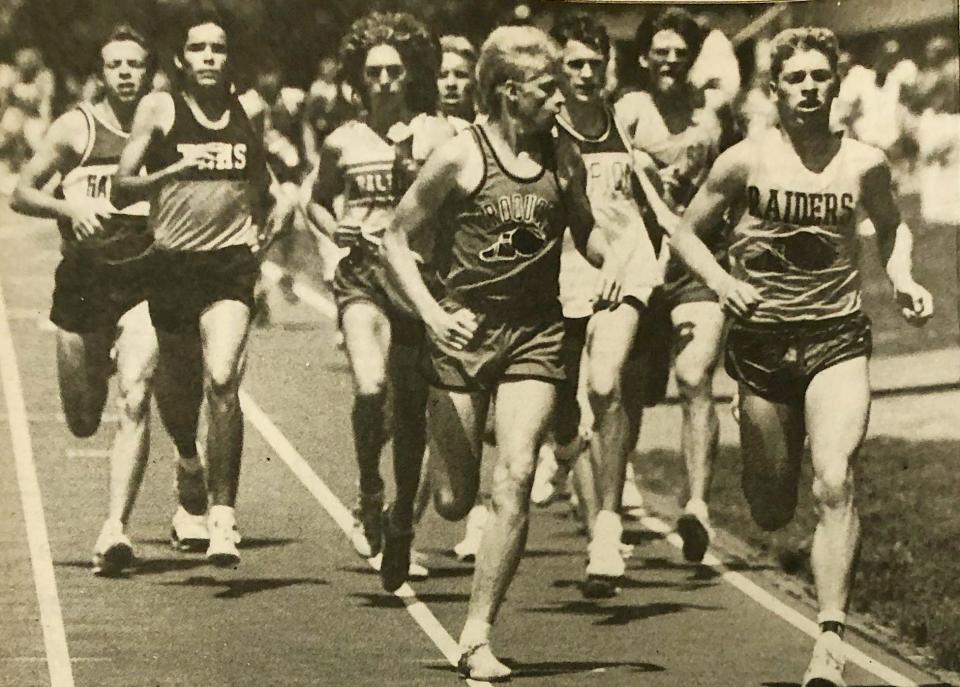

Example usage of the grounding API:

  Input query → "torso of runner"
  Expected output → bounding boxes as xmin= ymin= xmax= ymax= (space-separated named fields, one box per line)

xmin=58 ymin=102 xmax=151 ymax=264
xmin=556 ymin=108 xmax=661 ymax=319
xmin=326 ymin=113 xmax=453 ymax=260
xmin=145 ymin=91 xmax=265 ymax=253
xmin=436 ymin=123 xmax=565 ymax=313
xmin=730 ymin=128 xmax=876 ymax=323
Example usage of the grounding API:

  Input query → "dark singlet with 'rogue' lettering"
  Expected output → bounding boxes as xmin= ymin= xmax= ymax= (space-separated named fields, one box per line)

xmin=437 ymin=124 xmax=565 ymax=312
xmin=145 ymin=91 xmax=266 ymax=252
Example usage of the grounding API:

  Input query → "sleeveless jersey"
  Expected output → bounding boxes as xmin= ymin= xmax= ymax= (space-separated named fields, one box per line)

xmin=327 ymin=114 xmax=454 ymax=256
xmin=437 ymin=124 xmax=565 ymax=312
xmin=59 ymin=102 xmax=151 ymax=264
xmin=730 ymin=128 xmax=876 ymax=323
xmin=556 ymin=109 xmax=663 ymax=318
xmin=145 ymin=91 xmax=265 ymax=252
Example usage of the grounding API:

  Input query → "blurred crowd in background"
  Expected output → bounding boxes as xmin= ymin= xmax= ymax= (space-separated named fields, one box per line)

xmin=0 ymin=0 xmax=957 ymax=223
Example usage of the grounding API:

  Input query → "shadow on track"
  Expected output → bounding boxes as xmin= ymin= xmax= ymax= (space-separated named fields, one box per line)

xmin=526 ymin=600 xmax=722 ymax=626
xmin=156 ymin=575 xmax=328 ymax=599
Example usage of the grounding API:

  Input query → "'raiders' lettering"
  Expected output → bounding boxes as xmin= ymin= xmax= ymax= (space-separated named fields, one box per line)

xmin=748 ymin=186 xmax=855 ymax=226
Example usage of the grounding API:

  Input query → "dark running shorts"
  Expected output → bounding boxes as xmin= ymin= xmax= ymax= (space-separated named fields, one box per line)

xmin=426 ymin=298 xmax=565 ymax=393
xmin=660 ymin=257 xmax=719 ymax=309
xmin=724 ymin=312 xmax=872 ymax=405
xmin=148 ymin=245 xmax=259 ymax=335
xmin=50 ymin=252 xmax=154 ymax=334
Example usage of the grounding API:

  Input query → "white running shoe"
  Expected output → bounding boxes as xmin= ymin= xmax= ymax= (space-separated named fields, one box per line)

xmin=368 ymin=551 xmax=429 ymax=580
xmin=206 ymin=508 xmax=241 ymax=568
xmin=170 ymin=506 xmax=210 ymax=552
xmin=453 ymin=505 xmax=488 ymax=562
xmin=801 ymin=631 xmax=847 ymax=687
xmin=531 ymin=443 xmax=570 ymax=507
xmin=92 ymin=519 xmax=134 ymax=577
xmin=583 ymin=512 xmax=625 ymax=598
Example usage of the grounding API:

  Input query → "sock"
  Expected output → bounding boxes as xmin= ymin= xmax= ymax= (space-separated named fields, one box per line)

xmin=818 ymin=610 xmax=847 ymax=638
xmin=459 ymin=619 xmax=491 ymax=650
xmin=209 ymin=504 xmax=235 ymax=527
xmin=593 ymin=510 xmax=622 ymax=544
xmin=178 ymin=454 xmax=204 ymax=474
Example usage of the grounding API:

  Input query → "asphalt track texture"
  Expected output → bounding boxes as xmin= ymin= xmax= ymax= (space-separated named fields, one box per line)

xmin=0 ymin=209 xmax=949 ymax=687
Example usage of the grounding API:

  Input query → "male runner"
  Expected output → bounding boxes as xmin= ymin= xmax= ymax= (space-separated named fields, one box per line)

xmin=382 ymin=25 xmax=637 ymax=679
xmin=113 ymin=7 xmax=275 ymax=567
xmin=668 ymin=27 xmax=933 ymax=686
xmin=616 ymin=8 xmax=732 ymax=563
xmin=549 ymin=13 xmax=663 ymax=597
xmin=303 ymin=12 xmax=456 ymax=581
xmin=10 ymin=26 xmax=184 ymax=576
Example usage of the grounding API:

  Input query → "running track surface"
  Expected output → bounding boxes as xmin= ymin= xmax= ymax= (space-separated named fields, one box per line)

xmin=0 ymin=207 xmax=949 ymax=687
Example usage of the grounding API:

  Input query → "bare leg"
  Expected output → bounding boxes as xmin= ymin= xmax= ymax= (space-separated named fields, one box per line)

xmin=427 ymin=387 xmax=489 ymax=522
xmin=152 ymin=329 xmax=203 ymax=462
xmin=106 ymin=302 xmax=158 ymax=525
xmin=56 ymin=327 xmax=113 ymax=438
xmin=458 ymin=379 xmax=555 ymax=679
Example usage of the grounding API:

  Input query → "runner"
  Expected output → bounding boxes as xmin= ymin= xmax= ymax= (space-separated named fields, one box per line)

xmin=549 ymin=13 xmax=664 ymax=597
xmin=667 ymin=27 xmax=933 ymax=686
xmin=381 ymin=24 xmax=637 ymax=679
xmin=10 ymin=26 xmax=171 ymax=575
xmin=113 ymin=7 xmax=275 ymax=567
xmin=303 ymin=11 xmax=456 ymax=580
xmin=616 ymin=7 xmax=732 ymax=563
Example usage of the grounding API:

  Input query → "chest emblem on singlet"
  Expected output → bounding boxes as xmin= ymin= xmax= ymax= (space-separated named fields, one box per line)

xmin=176 ymin=142 xmax=247 ymax=171
xmin=478 ymin=192 xmax=552 ymax=263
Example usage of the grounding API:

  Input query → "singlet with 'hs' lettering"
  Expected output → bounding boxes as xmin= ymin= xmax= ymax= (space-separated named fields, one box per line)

xmin=436 ymin=123 xmax=564 ymax=311
xmin=58 ymin=102 xmax=151 ymax=264
xmin=730 ymin=128 xmax=878 ymax=323
xmin=145 ymin=91 xmax=266 ymax=252
xmin=555 ymin=109 xmax=663 ymax=319
xmin=325 ymin=113 xmax=454 ymax=258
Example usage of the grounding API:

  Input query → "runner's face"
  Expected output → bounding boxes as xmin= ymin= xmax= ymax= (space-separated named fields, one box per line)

xmin=363 ymin=44 xmax=407 ymax=106
xmin=181 ymin=23 xmax=228 ymax=88
xmin=438 ymin=51 xmax=473 ymax=115
xmin=774 ymin=49 xmax=837 ymax=119
xmin=561 ymin=39 xmax=606 ymax=104
xmin=646 ymin=29 xmax=692 ymax=93
xmin=101 ymin=40 xmax=149 ymax=104
xmin=515 ymin=59 xmax=565 ymax=131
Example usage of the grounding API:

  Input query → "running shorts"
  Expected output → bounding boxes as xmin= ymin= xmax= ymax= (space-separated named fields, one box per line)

xmin=148 ymin=245 xmax=259 ymax=334
xmin=50 ymin=252 xmax=154 ymax=334
xmin=724 ymin=311 xmax=872 ymax=405
xmin=425 ymin=297 xmax=565 ymax=393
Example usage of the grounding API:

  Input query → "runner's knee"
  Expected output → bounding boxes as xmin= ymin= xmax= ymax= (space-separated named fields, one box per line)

xmin=433 ymin=487 xmax=475 ymax=521
xmin=116 ymin=377 xmax=152 ymax=423
xmin=675 ymin=358 xmax=713 ymax=398
xmin=64 ymin=409 xmax=101 ymax=438
xmin=744 ymin=481 xmax=797 ymax=531
xmin=812 ymin=463 xmax=854 ymax=511
xmin=586 ymin=369 xmax=621 ymax=418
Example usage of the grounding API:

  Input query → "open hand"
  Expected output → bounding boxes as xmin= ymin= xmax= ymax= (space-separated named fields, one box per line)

xmin=427 ymin=306 xmax=478 ymax=351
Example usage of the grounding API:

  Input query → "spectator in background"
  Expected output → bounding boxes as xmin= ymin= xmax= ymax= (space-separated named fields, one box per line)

xmin=0 ymin=48 xmax=55 ymax=180
xmin=437 ymin=35 xmax=476 ymax=126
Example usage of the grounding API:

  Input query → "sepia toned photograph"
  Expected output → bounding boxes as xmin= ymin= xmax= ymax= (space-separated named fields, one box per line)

xmin=0 ymin=0 xmax=957 ymax=685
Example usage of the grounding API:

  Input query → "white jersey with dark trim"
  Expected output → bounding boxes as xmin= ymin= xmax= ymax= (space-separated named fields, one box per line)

xmin=730 ymin=128 xmax=879 ymax=323
xmin=556 ymin=108 xmax=663 ymax=319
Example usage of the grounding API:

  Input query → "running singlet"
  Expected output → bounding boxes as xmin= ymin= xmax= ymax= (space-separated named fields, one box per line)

xmin=59 ymin=102 xmax=151 ymax=264
xmin=146 ymin=91 xmax=265 ymax=252
xmin=326 ymin=114 xmax=454 ymax=255
xmin=556 ymin=109 xmax=662 ymax=318
xmin=437 ymin=124 xmax=564 ymax=311
xmin=730 ymin=128 xmax=876 ymax=322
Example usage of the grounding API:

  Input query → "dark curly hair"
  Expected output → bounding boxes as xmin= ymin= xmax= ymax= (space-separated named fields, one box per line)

xmin=634 ymin=7 xmax=705 ymax=65
xmin=550 ymin=13 xmax=610 ymax=59
xmin=769 ymin=27 xmax=840 ymax=81
xmin=339 ymin=11 xmax=440 ymax=115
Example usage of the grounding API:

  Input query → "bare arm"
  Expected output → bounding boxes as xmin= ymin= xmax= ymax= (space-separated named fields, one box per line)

xmin=860 ymin=153 xmax=933 ymax=324
xmin=302 ymin=136 xmax=345 ymax=243
xmin=11 ymin=110 xmax=110 ymax=239
xmin=382 ymin=136 xmax=477 ymax=347
xmin=112 ymin=92 xmax=214 ymax=206
xmin=668 ymin=143 xmax=760 ymax=316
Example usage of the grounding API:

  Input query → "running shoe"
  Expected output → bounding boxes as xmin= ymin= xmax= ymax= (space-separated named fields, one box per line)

xmin=175 ymin=453 xmax=208 ymax=516
xmin=677 ymin=499 xmax=714 ymax=563
xmin=458 ymin=643 xmax=512 ymax=682
xmin=92 ymin=519 xmax=134 ymax=577
xmin=801 ymin=631 xmax=847 ymax=687
xmin=452 ymin=504 xmax=487 ymax=562
xmin=350 ymin=490 xmax=385 ymax=558
xmin=368 ymin=551 xmax=429 ymax=580
xmin=583 ymin=512 xmax=625 ymax=598
xmin=531 ymin=443 xmax=570 ymax=507
xmin=170 ymin=506 xmax=210 ymax=552
xmin=206 ymin=509 xmax=241 ymax=568
xmin=380 ymin=508 xmax=416 ymax=592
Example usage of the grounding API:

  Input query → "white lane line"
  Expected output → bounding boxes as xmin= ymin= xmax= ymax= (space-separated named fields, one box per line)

xmin=0 ymin=285 xmax=75 ymax=687
xmin=262 ymin=260 xmax=923 ymax=687
xmin=639 ymin=516 xmax=918 ymax=687
xmin=239 ymin=390 xmax=490 ymax=687
xmin=64 ymin=448 xmax=111 ymax=460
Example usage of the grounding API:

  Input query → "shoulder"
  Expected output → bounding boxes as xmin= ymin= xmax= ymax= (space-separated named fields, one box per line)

xmin=614 ymin=90 xmax=655 ymax=119
xmin=43 ymin=107 xmax=89 ymax=157
xmin=238 ymin=89 xmax=265 ymax=119
xmin=708 ymin=138 xmax=756 ymax=182
xmin=323 ymin=119 xmax=363 ymax=151
xmin=139 ymin=91 xmax=176 ymax=120
xmin=843 ymin=136 xmax=887 ymax=175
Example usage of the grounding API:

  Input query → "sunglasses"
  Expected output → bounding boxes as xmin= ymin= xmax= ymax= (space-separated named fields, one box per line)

xmin=364 ymin=64 xmax=405 ymax=80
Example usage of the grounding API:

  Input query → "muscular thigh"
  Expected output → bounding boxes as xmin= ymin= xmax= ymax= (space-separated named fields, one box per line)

xmin=199 ymin=299 xmax=252 ymax=387
xmin=804 ymin=356 xmax=870 ymax=478
xmin=586 ymin=304 xmax=641 ymax=391
xmin=494 ymin=379 xmax=557 ymax=483
xmin=113 ymin=301 xmax=158 ymax=390
xmin=340 ymin=301 xmax=391 ymax=394
xmin=670 ymin=301 xmax=725 ymax=383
